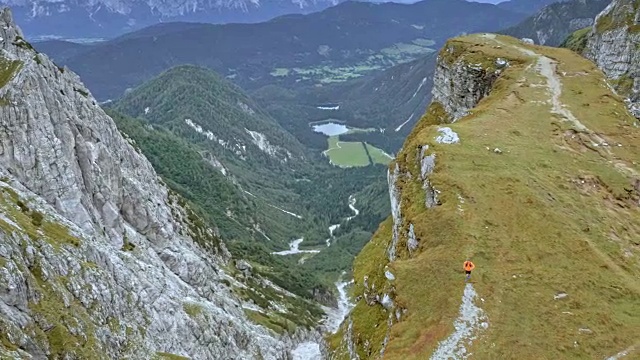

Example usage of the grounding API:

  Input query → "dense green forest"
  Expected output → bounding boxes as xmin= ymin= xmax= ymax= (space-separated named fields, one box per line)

xmin=109 ymin=108 xmax=390 ymax=301
xmin=105 ymin=63 xmax=396 ymax=306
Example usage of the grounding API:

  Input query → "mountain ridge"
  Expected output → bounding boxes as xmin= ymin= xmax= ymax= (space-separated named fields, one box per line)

xmin=1 ymin=0 xmax=343 ymax=39
xmin=34 ymin=0 xmax=527 ymax=100
xmin=331 ymin=32 xmax=640 ymax=359
xmin=1 ymin=0 xmax=563 ymax=39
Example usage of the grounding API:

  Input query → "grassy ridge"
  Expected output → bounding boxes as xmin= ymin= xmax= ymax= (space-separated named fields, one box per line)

xmin=339 ymin=34 xmax=640 ymax=359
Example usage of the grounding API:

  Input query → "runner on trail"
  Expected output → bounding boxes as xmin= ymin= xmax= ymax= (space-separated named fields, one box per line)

xmin=463 ymin=259 xmax=475 ymax=282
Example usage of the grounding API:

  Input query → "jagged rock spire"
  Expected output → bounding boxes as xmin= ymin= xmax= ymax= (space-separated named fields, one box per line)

xmin=0 ymin=7 xmax=23 ymax=40
xmin=1 ymin=7 xmax=27 ymax=58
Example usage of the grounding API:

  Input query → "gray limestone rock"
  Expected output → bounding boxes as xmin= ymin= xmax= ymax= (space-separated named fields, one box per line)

xmin=583 ymin=0 xmax=640 ymax=118
xmin=387 ymin=164 xmax=402 ymax=262
xmin=0 ymin=7 xmax=313 ymax=360
xmin=432 ymin=49 xmax=502 ymax=122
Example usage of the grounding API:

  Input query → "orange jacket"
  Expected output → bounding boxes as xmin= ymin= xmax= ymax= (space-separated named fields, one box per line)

xmin=463 ymin=261 xmax=475 ymax=271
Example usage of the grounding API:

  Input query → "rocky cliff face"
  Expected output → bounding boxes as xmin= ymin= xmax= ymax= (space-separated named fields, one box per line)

xmin=331 ymin=32 xmax=640 ymax=359
xmin=583 ymin=0 xmax=640 ymax=118
xmin=431 ymin=40 xmax=510 ymax=122
xmin=0 ymin=8 xmax=315 ymax=359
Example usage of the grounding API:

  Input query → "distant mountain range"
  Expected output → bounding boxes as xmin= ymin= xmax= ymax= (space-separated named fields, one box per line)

xmin=495 ymin=0 xmax=565 ymax=15
xmin=34 ymin=0 xmax=529 ymax=101
xmin=3 ymin=0 xmax=563 ymax=39
xmin=2 ymin=0 xmax=343 ymax=39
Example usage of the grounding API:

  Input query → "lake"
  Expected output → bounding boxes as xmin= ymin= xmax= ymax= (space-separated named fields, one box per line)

xmin=312 ymin=122 xmax=349 ymax=136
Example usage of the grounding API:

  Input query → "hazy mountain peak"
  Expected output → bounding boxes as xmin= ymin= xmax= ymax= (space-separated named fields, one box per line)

xmin=0 ymin=0 xmax=344 ymax=38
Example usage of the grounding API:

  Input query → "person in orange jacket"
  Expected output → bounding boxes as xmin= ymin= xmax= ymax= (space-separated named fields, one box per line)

xmin=463 ymin=259 xmax=475 ymax=282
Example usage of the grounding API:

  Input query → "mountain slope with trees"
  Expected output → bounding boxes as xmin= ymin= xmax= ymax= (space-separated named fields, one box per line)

xmin=500 ymin=0 xmax=611 ymax=45
xmin=107 ymin=64 xmax=393 ymax=303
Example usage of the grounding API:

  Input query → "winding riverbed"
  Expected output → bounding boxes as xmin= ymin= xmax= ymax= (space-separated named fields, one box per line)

xmin=292 ymin=274 xmax=355 ymax=359
xmin=290 ymin=196 xmax=359 ymax=358
xmin=271 ymin=238 xmax=321 ymax=256
xmin=323 ymin=275 xmax=356 ymax=334
xmin=346 ymin=195 xmax=359 ymax=221
xmin=326 ymin=195 xmax=360 ymax=247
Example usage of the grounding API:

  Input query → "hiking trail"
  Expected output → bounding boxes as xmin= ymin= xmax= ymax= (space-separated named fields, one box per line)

xmin=430 ymin=284 xmax=488 ymax=360
xmin=481 ymin=34 xmax=640 ymax=359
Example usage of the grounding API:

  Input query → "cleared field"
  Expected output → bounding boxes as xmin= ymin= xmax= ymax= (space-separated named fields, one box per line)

xmin=324 ymin=137 xmax=371 ymax=167
xmin=366 ymin=143 xmax=394 ymax=165
xmin=322 ymin=136 xmax=393 ymax=168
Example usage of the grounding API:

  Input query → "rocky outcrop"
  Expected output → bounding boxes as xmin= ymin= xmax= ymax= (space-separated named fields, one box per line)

xmin=583 ymin=0 xmax=640 ymax=118
xmin=432 ymin=41 xmax=508 ymax=121
xmin=384 ymin=37 xmax=498 ymax=262
xmin=386 ymin=164 xmax=402 ymax=262
xmin=0 ymin=8 xmax=307 ymax=359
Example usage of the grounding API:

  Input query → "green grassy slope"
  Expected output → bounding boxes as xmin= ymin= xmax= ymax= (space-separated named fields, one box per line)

xmin=560 ymin=27 xmax=592 ymax=53
xmin=0 ymin=56 xmax=21 ymax=89
xmin=334 ymin=34 xmax=640 ymax=359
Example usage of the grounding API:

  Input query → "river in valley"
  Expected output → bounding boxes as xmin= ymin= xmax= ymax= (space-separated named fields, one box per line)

xmin=292 ymin=274 xmax=355 ymax=359
xmin=290 ymin=196 xmax=360 ymax=359
xmin=271 ymin=238 xmax=321 ymax=256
